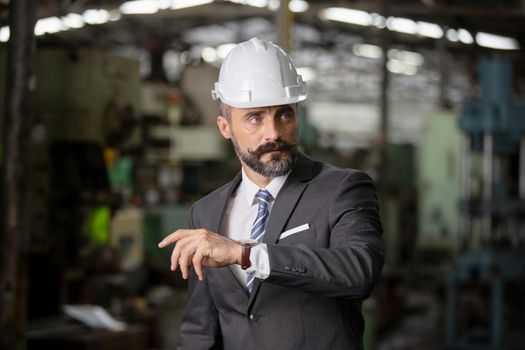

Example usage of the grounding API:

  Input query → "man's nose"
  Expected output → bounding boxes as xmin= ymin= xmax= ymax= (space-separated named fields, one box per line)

xmin=263 ymin=118 xmax=281 ymax=141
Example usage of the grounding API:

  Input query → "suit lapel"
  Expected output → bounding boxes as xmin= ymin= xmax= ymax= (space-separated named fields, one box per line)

xmin=249 ymin=153 xmax=316 ymax=305
xmin=208 ymin=172 xmax=246 ymax=293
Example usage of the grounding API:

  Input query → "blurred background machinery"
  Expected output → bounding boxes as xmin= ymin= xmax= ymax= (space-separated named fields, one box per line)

xmin=2 ymin=1 xmax=525 ymax=350
xmin=446 ymin=58 xmax=525 ymax=350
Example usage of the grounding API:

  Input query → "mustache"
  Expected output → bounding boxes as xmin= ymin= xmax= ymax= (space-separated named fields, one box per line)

xmin=248 ymin=140 xmax=297 ymax=158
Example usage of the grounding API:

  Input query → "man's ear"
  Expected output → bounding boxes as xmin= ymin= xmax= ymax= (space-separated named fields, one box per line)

xmin=217 ymin=116 xmax=231 ymax=139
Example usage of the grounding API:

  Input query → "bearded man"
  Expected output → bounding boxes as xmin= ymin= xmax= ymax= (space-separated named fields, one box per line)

xmin=159 ymin=37 xmax=384 ymax=350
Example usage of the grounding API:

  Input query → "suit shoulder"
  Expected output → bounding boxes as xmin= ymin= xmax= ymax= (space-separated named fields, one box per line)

xmin=316 ymin=162 xmax=374 ymax=183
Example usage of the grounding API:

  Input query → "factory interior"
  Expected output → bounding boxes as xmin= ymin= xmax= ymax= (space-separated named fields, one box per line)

xmin=1 ymin=0 xmax=525 ymax=349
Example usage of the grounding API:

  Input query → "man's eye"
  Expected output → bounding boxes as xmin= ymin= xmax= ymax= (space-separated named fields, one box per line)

xmin=248 ymin=115 xmax=262 ymax=123
xmin=281 ymin=113 xmax=293 ymax=122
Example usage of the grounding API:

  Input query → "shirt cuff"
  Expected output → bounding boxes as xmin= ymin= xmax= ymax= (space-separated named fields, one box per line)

xmin=248 ymin=243 xmax=270 ymax=279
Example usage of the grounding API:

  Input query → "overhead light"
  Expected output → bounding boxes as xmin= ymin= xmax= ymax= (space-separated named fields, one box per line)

xmin=353 ymin=43 xmax=382 ymax=59
xmin=180 ymin=51 xmax=191 ymax=64
xmin=387 ymin=48 xmax=424 ymax=66
xmin=120 ymin=0 xmax=159 ymax=14
xmin=417 ymin=21 xmax=443 ymax=39
xmin=34 ymin=17 xmax=65 ymax=36
xmin=0 ymin=27 xmax=9 ymax=42
xmin=109 ymin=10 xmax=122 ymax=21
xmin=297 ymin=67 xmax=316 ymax=82
xmin=387 ymin=60 xmax=418 ymax=75
xmin=246 ymin=0 xmax=268 ymax=8
xmin=386 ymin=17 xmax=417 ymax=35
xmin=289 ymin=0 xmax=309 ymax=13
xmin=172 ymin=0 xmax=214 ymax=10
xmin=62 ymin=13 xmax=85 ymax=29
xmin=217 ymin=43 xmax=236 ymax=59
xmin=457 ymin=29 xmax=473 ymax=44
xmin=158 ymin=0 xmax=173 ymax=9
xmin=320 ymin=7 xmax=372 ymax=27
xmin=202 ymin=47 xmax=217 ymax=63
xmin=476 ymin=32 xmax=519 ymax=50
xmin=268 ymin=0 xmax=280 ymax=11
xmin=83 ymin=9 xmax=111 ymax=24
xmin=371 ymin=13 xmax=386 ymax=29
xmin=446 ymin=28 xmax=458 ymax=42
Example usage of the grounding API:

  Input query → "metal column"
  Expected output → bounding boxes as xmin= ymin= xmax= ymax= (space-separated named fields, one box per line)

xmin=482 ymin=132 xmax=493 ymax=245
xmin=276 ymin=0 xmax=292 ymax=53
xmin=0 ymin=1 xmax=37 ymax=348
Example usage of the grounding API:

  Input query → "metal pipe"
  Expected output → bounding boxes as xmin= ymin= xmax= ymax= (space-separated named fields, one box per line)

xmin=460 ymin=134 xmax=471 ymax=250
xmin=482 ymin=132 xmax=493 ymax=245
xmin=276 ymin=0 xmax=292 ymax=53
xmin=520 ymin=137 xmax=525 ymax=199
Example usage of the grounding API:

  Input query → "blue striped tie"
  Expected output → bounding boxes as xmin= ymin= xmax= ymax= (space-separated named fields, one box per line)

xmin=246 ymin=189 xmax=273 ymax=293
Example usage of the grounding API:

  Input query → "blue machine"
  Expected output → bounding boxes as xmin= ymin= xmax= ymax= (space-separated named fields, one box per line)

xmin=447 ymin=58 xmax=525 ymax=350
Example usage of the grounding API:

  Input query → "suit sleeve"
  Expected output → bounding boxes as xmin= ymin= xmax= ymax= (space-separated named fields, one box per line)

xmin=264 ymin=171 xmax=384 ymax=299
xmin=177 ymin=205 xmax=223 ymax=350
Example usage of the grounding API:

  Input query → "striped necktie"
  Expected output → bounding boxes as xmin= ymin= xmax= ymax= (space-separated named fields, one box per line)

xmin=246 ymin=189 xmax=273 ymax=293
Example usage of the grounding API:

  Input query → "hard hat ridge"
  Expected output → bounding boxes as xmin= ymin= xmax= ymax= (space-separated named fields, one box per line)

xmin=211 ymin=37 xmax=307 ymax=108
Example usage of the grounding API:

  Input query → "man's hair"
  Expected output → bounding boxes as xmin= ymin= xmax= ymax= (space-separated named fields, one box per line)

xmin=219 ymin=102 xmax=231 ymax=122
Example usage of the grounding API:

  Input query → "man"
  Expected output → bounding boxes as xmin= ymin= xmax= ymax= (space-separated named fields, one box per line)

xmin=158 ymin=37 xmax=384 ymax=350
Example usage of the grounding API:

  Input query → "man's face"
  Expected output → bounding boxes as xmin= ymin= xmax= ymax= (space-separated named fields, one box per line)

xmin=217 ymin=104 xmax=299 ymax=177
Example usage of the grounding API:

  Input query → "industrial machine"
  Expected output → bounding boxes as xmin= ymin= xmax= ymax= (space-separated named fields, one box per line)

xmin=446 ymin=58 xmax=525 ymax=350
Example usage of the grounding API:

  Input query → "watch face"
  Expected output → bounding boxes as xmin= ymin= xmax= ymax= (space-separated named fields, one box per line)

xmin=239 ymin=239 xmax=257 ymax=246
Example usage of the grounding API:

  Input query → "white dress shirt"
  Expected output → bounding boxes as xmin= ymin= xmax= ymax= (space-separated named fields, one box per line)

xmin=220 ymin=168 xmax=289 ymax=286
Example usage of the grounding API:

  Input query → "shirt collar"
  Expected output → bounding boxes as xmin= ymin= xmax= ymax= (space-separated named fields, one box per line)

xmin=240 ymin=168 xmax=289 ymax=206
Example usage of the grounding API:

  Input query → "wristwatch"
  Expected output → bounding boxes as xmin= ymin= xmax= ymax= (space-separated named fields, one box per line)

xmin=239 ymin=239 xmax=257 ymax=270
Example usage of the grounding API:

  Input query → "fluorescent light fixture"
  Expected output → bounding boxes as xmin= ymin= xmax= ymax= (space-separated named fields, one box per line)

xmin=158 ymin=0 xmax=173 ymax=9
xmin=83 ymin=9 xmax=110 ymax=24
xmin=371 ymin=13 xmax=385 ymax=29
xmin=120 ymin=0 xmax=159 ymax=14
xmin=386 ymin=17 xmax=417 ymax=35
xmin=387 ymin=59 xmax=418 ymax=75
xmin=289 ymin=0 xmax=309 ymax=13
xmin=180 ymin=51 xmax=191 ymax=64
xmin=320 ymin=7 xmax=372 ymax=27
xmin=476 ymin=32 xmax=519 ymax=50
xmin=417 ymin=21 xmax=443 ymax=39
xmin=268 ymin=0 xmax=280 ymax=11
xmin=446 ymin=28 xmax=458 ymax=42
xmin=458 ymin=29 xmax=473 ymax=44
xmin=353 ymin=43 xmax=382 ymax=59
xmin=172 ymin=0 xmax=214 ymax=10
xmin=35 ymin=17 xmax=65 ymax=36
xmin=217 ymin=43 xmax=236 ymax=59
xmin=202 ymin=47 xmax=217 ymax=62
xmin=0 ymin=27 xmax=9 ymax=42
xmin=109 ymin=10 xmax=122 ymax=21
xmin=297 ymin=67 xmax=316 ymax=82
xmin=62 ymin=13 xmax=84 ymax=29
xmin=246 ymin=0 xmax=268 ymax=8
xmin=387 ymin=48 xmax=424 ymax=66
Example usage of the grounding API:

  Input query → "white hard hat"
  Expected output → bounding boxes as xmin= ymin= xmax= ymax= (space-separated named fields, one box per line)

xmin=211 ymin=37 xmax=307 ymax=108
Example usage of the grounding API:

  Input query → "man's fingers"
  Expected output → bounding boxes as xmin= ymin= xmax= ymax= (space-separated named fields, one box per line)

xmin=192 ymin=249 xmax=205 ymax=281
xmin=179 ymin=254 xmax=191 ymax=279
xmin=158 ymin=229 xmax=193 ymax=248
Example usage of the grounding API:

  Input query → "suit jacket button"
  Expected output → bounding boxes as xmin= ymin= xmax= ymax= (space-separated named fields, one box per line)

xmin=284 ymin=264 xmax=292 ymax=271
xmin=249 ymin=314 xmax=260 ymax=321
xmin=291 ymin=266 xmax=299 ymax=272
xmin=298 ymin=265 xmax=306 ymax=273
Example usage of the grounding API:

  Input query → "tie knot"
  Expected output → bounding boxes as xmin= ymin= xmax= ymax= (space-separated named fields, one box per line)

xmin=256 ymin=189 xmax=273 ymax=204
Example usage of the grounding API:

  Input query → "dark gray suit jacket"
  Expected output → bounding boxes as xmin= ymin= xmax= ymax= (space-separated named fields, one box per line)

xmin=178 ymin=153 xmax=384 ymax=350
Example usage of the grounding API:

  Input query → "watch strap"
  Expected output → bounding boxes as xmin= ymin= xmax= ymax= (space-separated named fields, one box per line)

xmin=241 ymin=243 xmax=252 ymax=270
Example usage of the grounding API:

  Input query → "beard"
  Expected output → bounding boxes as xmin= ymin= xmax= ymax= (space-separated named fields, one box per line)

xmin=231 ymin=135 xmax=298 ymax=177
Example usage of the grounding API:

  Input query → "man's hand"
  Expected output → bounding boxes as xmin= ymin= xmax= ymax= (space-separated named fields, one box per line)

xmin=158 ymin=229 xmax=243 ymax=281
